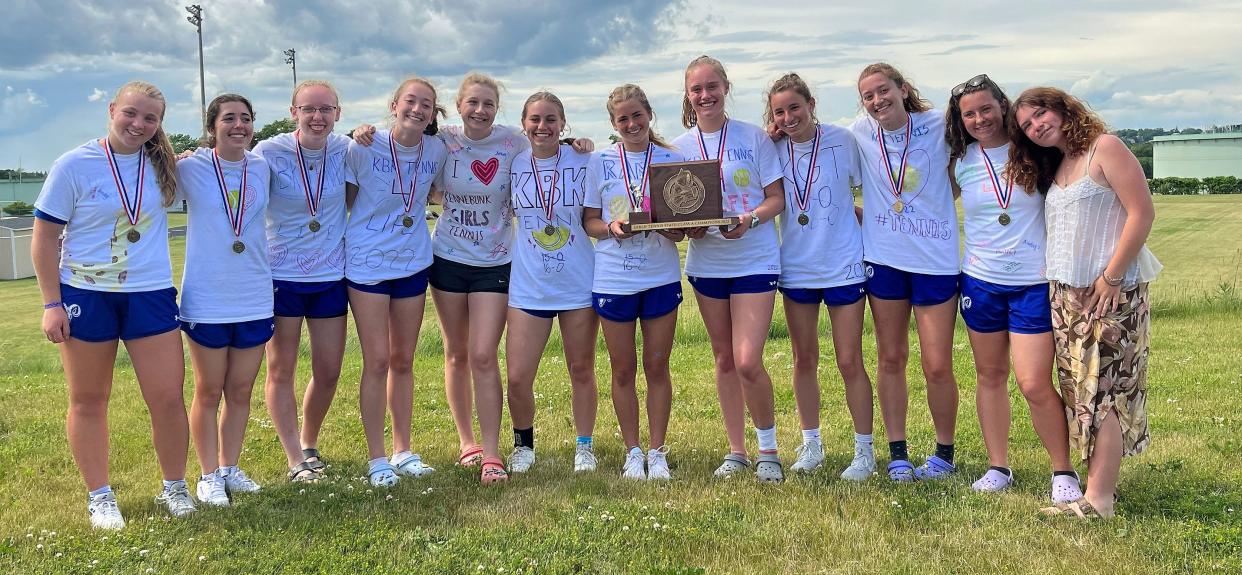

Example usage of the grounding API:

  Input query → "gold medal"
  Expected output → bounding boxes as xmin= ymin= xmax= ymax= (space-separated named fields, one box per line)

xmin=543 ymin=224 xmax=556 ymax=235
xmin=998 ymin=213 xmax=1011 ymax=226
xmin=402 ymin=215 xmax=414 ymax=228
xmin=127 ymin=229 xmax=141 ymax=243
xmin=309 ymin=219 xmax=321 ymax=232
xmin=232 ymin=240 xmax=246 ymax=254
xmin=892 ymin=200 xmax=904 ymax=213
xmin=797 ymin=213 xmax=809 ymax=226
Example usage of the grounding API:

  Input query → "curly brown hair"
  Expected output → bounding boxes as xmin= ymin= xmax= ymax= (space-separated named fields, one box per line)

xmin=1006 ymin=87 xmax=1107 ymax=193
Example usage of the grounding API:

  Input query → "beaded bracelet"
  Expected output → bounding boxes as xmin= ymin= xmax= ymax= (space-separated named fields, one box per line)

xmin=43 ymin=301 xmax=62 ymax=309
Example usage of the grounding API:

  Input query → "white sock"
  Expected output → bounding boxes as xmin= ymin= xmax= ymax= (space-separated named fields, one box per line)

xmin=200 ymin=473 xmax=215 ymax=482
xmin=628 ymin=446 xmax=643 ymax=458
xmin=755 ymin=426 xmax=778 ymax=453
xmin=855 ymin=433 xmax=873 ymax=444
xmin=802 ymin=428 xmax=821 ymax=444
xmin=390 ymin=450 xmax=414 ymax=466
xmin=368 ymin=457 xmax=390 ymax=472
xmin=220 ymin=465 xmax=238 ymax=476
xmin=162 ymin=479 xmax=185 ymax=491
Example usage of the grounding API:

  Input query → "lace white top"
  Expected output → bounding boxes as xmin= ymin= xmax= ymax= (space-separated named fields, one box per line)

xmin=1044 ymin=141 xmax=1161 ymax=288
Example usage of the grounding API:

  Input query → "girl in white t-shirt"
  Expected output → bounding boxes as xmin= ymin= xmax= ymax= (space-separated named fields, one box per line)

xmin=344 ymin=76 xmax=448 ymax=487
xmin=849 ymin=63 xmax=960 ymax=482
xmin=176 ymin=93 xmax=272 ymax=506
xmin=672 ymin=56 xmax=787 ymax=483
xmin=765 ymin=73 xmax=876 ymax=481
xmin=252 ymin=80 xmax=355 ymax=483
xmin=504 ymin=92 xmax=599 ymax=474
xmin=33 ymin=81 xmax=194 ymax=528
xmin=583 ymin=84 xmax=687 ymax=480
xmin=946 ymin=75 xmax=1082 ymax=503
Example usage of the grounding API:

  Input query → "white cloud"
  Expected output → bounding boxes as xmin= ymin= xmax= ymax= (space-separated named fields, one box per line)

xmin=0 ymin=87 xmax=48 ymax=133
xmin=88 ymin=88 xmax=106 ymax=102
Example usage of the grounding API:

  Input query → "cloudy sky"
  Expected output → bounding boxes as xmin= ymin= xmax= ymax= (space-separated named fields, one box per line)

xmin=3 ymin=0 xmax=1241 ymax=170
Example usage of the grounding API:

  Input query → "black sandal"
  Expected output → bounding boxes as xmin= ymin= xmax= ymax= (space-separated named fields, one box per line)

xmin=288 ymin=461 xmax=320 ymax=483
xmin=301 ymin=448 xmax=327 ymax=473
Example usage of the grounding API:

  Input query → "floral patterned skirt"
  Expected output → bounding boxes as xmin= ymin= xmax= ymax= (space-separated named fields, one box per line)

xmin=1049 ymin=282 xmax=1151 ymax=462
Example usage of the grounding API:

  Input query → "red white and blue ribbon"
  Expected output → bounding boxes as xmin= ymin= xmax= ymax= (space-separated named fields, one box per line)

xmin=979 ymin=144 xmax=1013 ymax=211
xmin=696 ymin=119 xmax=729 ymax=196
xmin=787 ymin=125 xmax=821 ymax=215
xmin=388 ymin=133 xmax=424 ymax=217
xmin=293 ymin=130 xmax=326 ymax=219
xmin=531 ymin=147 xmax=562 ymax=223
xmin=616 ymin=143 xmax=653 ymax=211
xmin=212 ymin=149 xmax=249 ymax=239
xmin=876 ymin=119 xmax=912 ymax=202
xmin=102 ymin=139 xmax=145 ymax=227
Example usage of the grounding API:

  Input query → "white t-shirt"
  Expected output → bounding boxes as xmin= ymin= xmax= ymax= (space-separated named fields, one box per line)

xmin=35 ymin=140 xmax=173 ymax=292
xmin=175 ymin=148 xmax=274 ymax=323
xmin=850 ymin=111 xmax=959 ymax=275
xmin=584 ymin=145 xmax=685 ymax=295
xmin=344 ymin=130 xmax=447 ymax=283
xmin=433 ymin=124 xmax=529 ymax=266
xmin=672 ymin=119 xmax=783 ymax=278
xmin=253 ymin=132 xmax=357 ymax=283
xmin=777 ymin=125 xmax=867 ymax=289
xmin=508 ymin=145 xmax=594 ymax=310
xmin=957 ymin=142 xmax=1047 ymax=285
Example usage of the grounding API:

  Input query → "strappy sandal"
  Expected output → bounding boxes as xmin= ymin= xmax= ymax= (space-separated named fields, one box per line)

xmin=458 ymin=444 xmax=484 ymax=467
xmin=288 ymin=461 xmax=320 ymax=483
xmin=1039 ymin=496 xmax=1113 ymax=519
xmin=481 ymin=456 xmax=508 ymax=485
xmin=301 ymin=448 xmax=327 ymax=474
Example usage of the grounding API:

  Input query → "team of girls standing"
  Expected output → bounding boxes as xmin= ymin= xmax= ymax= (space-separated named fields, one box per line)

xmin=34 ymin=81 xmax=196 ymax=528
xmin=37 ymin=63 xmax=1162 ymax=529
xmin=504 ymin=92 xmax=599 ymax=476
xmin=765 ymin=73 xmax=876 ymax=480
xmin=850 ymin=64 xmax=962 ymax=483
xmin=672 ymin=56 xmax=789 ymax=483
xmin=583 ymin=84 xmax=687 ymax=480
xmin=1009 ymin=87 xmax=1160 ymax=519
xmin=177 ymin=94 xmax=272 ymax=506
xmin=945 ymin=75 xmax=1082 ymax=502
xmin=343 ymin=76 xmax=448 ymax=487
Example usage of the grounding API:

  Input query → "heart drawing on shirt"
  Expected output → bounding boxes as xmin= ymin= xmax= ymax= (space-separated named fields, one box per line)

xmin=296 ymin=249 xmax=322 ymax=275
xmin=471 ymin=157 xmax=500 ymax=185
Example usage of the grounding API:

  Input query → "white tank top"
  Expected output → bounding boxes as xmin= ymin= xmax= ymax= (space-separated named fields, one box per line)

xmin=1044 ymin=140 xmax=1162 ymax=288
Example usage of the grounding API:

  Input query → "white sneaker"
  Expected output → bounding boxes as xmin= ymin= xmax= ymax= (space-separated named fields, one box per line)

xmin=621 ymin=449 xmax=646 ymax=480
xmin=508 ymin=446 xmax=536 ymax=473
xmin=195 ymin=475 xmax=230 ymax=507
xmin=573 ymin=444 xmax=597 ymax=473
xmin=223 ymin=468 xmax=261 ymax=494
xmin=155 ymin=482 xmax=197 ymax=517
xmin=646 ymin=446 xmax=671 ymax=481
xmin=790 ymin=440 xmax=825 ymax=473
xmin=713 ymin=453 xmax=751 ymax=478
xmin=87 ymin=491 xmax=125 ymax=530
xmin=840 ymin=443 xmax=877 ymax=481
xmin=392 ymin=454 xmax=435 ymax=478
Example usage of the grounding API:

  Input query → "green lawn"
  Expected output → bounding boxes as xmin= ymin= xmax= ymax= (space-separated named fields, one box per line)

xmin=1 ymin=196 xmax=1239 ymax=574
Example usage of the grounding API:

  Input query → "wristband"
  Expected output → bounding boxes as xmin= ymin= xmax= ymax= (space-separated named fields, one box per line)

xmin=43 ymin=301 xmax=62 ymax=310
xmin=1101 ymin=272 xmax=1124 ymax=286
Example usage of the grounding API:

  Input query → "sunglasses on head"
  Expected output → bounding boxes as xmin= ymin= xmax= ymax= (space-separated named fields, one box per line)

xmin=951 ymin=74 xmax=993 ymax=98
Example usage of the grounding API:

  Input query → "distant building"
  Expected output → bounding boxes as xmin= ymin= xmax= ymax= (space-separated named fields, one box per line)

xmin=1152 ymin=132 xmax=1242 ymax=179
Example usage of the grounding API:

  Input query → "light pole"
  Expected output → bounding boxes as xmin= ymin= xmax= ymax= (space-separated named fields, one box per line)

xmin=284 ymin=49 xmax=297 ymax=89
xmin=185 ymin=5 xmax=205 ymax=124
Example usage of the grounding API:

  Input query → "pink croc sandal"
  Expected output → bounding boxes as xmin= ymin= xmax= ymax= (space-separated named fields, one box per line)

xmin=481 ymin=456 xmax=509 ymax=485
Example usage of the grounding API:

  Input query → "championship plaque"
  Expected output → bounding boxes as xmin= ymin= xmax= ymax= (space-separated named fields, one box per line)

xmin=621 ymin=159 xmax=739 ymax=232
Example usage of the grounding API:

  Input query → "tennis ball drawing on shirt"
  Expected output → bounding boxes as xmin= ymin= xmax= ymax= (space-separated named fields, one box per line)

xmin=531 ymin=225 xmax=570 ymax=251
xmin=609 ymin=196 xmax=629 ymax=221
xmin=733 ymin=168 xmax=751 ymax=188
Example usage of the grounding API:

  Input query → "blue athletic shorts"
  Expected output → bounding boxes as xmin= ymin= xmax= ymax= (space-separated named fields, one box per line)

xmin=959 ymin=274 xmax=1052 ymax=334
xmin=182 ymin=317 xmax=276 ymax=349
xmin=687 ymin=274 xmax=779 ymax=300
xmin=60 ymin=284 xmax=180 ymax=342
xmin=347 ymin=268 xmax=430 ymax=299
xmin=592 ymin=282 xmax=682 ymax=323
xmin=864 ymin=262 xmax=958 ymax=306
xmin=273 ymin=279 xmax=348 ymax=319
xmin=779 ymin=283 xmax=867 ymax=307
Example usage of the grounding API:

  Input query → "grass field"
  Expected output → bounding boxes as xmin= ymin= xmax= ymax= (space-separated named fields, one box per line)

xmin=1 ymin=195 xmax=1239 ymax=574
